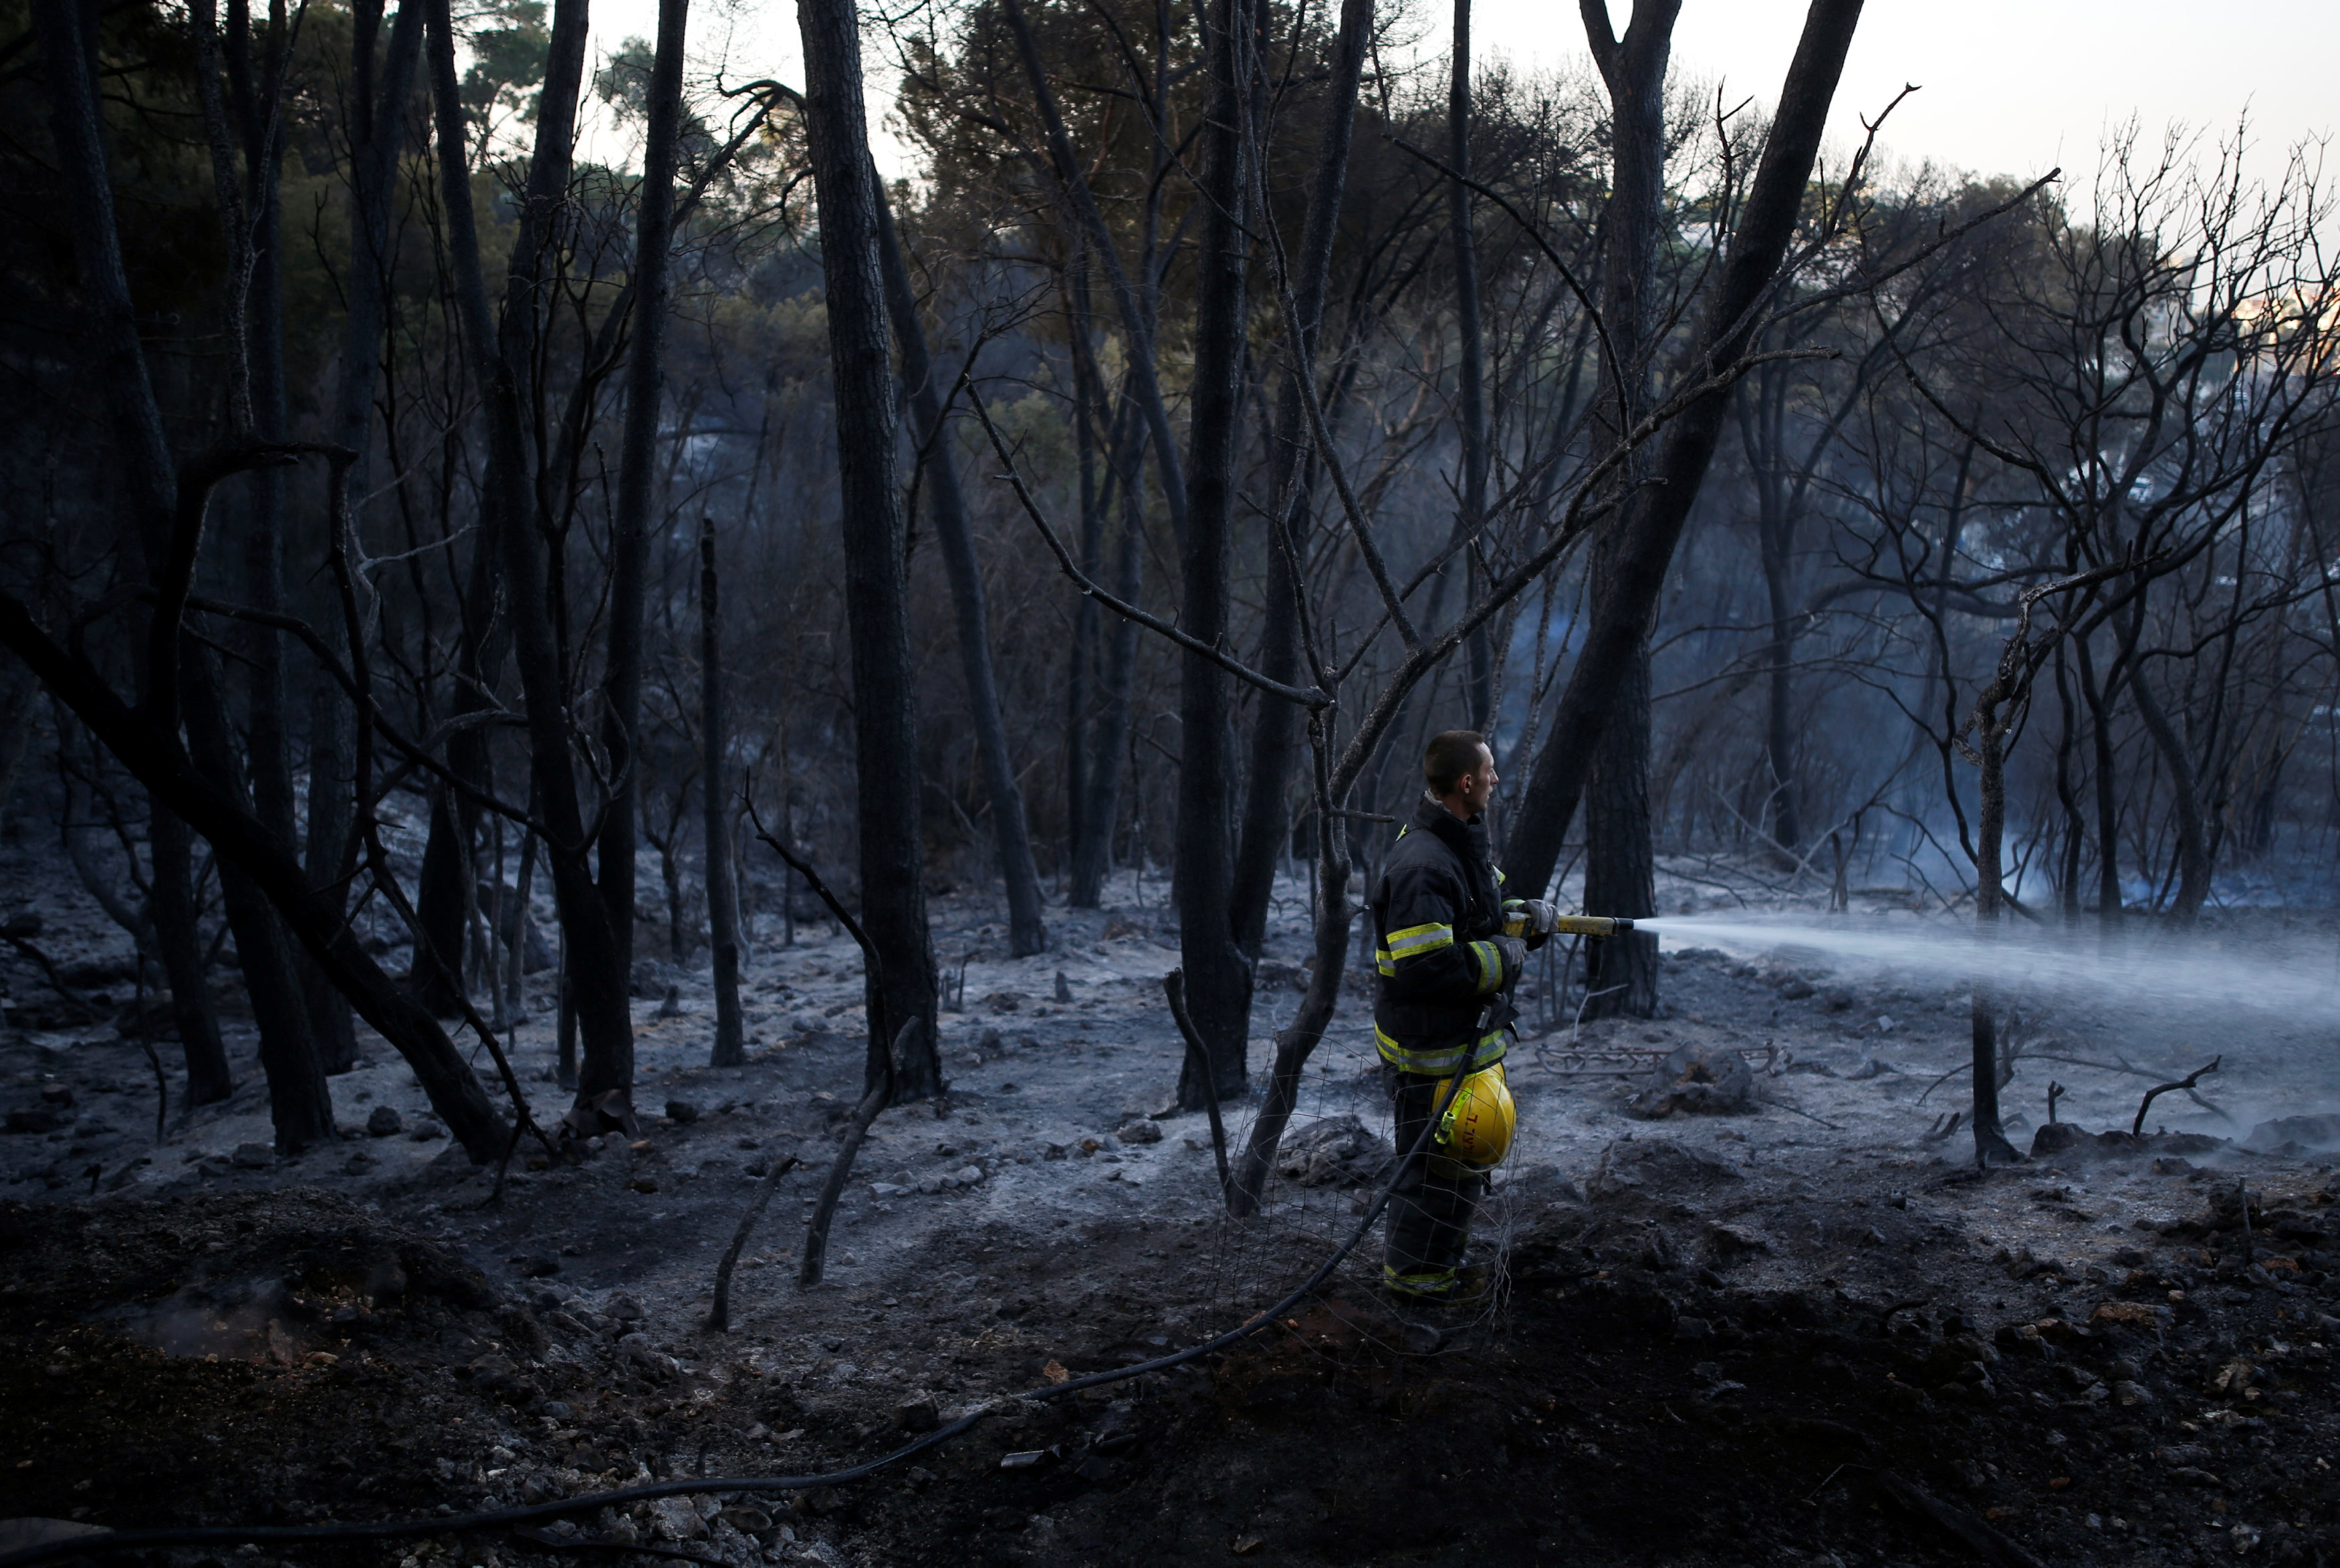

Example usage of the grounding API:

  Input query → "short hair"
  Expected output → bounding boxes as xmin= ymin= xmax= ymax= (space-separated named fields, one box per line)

xmin=1424 ymin=731 xmax=1489 ymax=797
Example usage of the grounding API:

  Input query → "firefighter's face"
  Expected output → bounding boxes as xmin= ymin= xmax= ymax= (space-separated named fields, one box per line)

xmin=1457 ymin=744 xmax=1496 ymax=813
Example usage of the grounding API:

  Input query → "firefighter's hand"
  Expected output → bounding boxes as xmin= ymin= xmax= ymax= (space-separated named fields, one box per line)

xmin=1506 ymin=898 xmax=1562 ymax=950
xmin=1493 ymin=935 xmax=1528 ymax=985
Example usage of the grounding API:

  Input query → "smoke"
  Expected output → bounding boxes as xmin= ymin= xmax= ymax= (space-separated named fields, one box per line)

xmin=94 ymin=1278 xmax=306 ymax=1362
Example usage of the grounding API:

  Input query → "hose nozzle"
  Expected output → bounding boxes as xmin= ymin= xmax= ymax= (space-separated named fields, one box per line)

xmin=1549 ymin=914 xmax=1635 ymax=938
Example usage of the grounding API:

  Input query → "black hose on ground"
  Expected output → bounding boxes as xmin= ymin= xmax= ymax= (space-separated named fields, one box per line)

xmin=0 ymin=1040 xmax=1495 ymax=1568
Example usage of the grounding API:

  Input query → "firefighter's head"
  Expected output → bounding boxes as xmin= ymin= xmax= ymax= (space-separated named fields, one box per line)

xmin=1425 ymin=729 xmax=1496 ymax=818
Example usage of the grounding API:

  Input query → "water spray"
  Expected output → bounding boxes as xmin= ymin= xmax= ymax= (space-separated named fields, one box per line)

xmin=1625 ymin=913 xmax=2340 ymax=1024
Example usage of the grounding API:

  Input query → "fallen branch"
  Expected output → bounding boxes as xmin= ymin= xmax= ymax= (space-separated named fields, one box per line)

xmin=1764 ymin=1097 xmax=1843 ymax=1132
xmin=2017 ymin=1051 xmax=2233 ymax=1122
xmin=800 ymin=1017 xmax=919 ymax=1290
xmin=1163 ymin=969 xmax=1230 ymax=1198
xmin=706 ymin=1149 xmax=804 ymax=1331
xmin=2133 ymin=1055 xmax=2220 ymax=1138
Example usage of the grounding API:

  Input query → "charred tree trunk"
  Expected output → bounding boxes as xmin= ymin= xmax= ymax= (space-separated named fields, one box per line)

xmin=1449 ymin=0 xmax=1492 ymax=727
xmin=182 ymin=646 xmax=334 ymax=1150
xmin=302 ymin=674 xmax=360 ymax=1072
xmin=1581 ymin=632 xmax=1659 ymax=1015
xmin=410 ymin=550 xmax=498 ymax=1014
xmin=1228 ymin=732 xmax=1351 ymax=1216
xmin=598 ymin=0 xmax=690 ymax=989
xmin=1564 ymin=0 xmax=1677 ymax=1017
xmin=1740 ymin=370 xmax=1803 ymax=856
xmin=24 ymin=0 xmax=505 ymax=1156
xmin=2127 ymin=655 xmax=2213 ymax=922
xmin=191 ymin=0 xmax=330 ymax=1140
xmin=1499 ymin=0 xmax=1866 ymax=900
xmin=1968 ymin=716 xmax=2021 ymax=1164
xmin=1172 ymin=0 xmax=1256 ymax=1112
xmin=2073 ymin=628 xmax=2124 ymax=924
xmin=425 ymin=0 xmax=636 ymax=1104
xmin=412 ymin=0 xmax=582 ymax=1021
xmin=798 ymin=0 xmax=943 ymax=1097
xmin=1229 ymin=0 xmax=1372 ymax=958
xmin=38 ymin=0 xmax=242 ymax=1113
xmin=2052 ymin=642 xmax=2085 ymax=920
xmin=1062 ymin=259 xmax=1103 ymax=898
xmin=1759 ymin=528 xmax=1800 ymax=852
xmin=217 ymin=0 xmax=296 ymax=856
xmin=701 ymin=520 xmax=746 ymax=1067
xmin=874 ymin=192 xmax=1048 ymax=957
xmin=152 ymin=806 xmax=235 ymax=1103
xmin=310 ymin=0 xmax=419 ymax=1073
xmin=1070 ymin=405 xmax=1145 ymax=908
xmin=0 ymin=662 xmax=33 ymax=835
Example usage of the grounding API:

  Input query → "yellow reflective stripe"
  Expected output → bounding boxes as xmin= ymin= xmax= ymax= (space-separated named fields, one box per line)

xmin=1373 ymin=1023 xmax=1509 ymax=1075
xmin=1375 ymin=950 xmax=1396 ymax=976
xmin=1494 ymin=865 xmax=1507 ymax=886
xmin=1383 ymin=922 xmax=1453 ymax=959
xmin=1383 ymin=1264 xmax=1458 ymax=1297
xmin=1468 ymin=939 xmax=1503 ymax=995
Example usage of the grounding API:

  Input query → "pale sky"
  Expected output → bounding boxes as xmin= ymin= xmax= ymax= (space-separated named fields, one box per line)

xmin=573 ymin=0 xmax=2337 ymax=190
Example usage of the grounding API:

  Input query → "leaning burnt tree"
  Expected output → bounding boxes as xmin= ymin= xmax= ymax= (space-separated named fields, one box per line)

xmin=1502 ymin=0 xmax=1866 ymax=909
xmin=1236 ymin=0 xmax=1876 ymax=1209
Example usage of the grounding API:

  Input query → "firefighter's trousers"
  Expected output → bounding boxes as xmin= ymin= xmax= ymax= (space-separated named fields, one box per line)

xmin=1381 ymin=1067 xmax=1488 ymax=1298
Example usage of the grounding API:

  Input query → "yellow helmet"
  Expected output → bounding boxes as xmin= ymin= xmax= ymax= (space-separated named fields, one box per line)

xmin=1433 ymin=1063 xmax=1514 ymax=1169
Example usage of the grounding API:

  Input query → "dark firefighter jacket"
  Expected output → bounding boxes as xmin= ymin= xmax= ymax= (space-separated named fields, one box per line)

xmin=1370 ymin=793 xmax=1520 ymax=1075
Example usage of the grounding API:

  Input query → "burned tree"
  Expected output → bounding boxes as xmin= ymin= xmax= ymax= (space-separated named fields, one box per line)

xmin=797 ymin=0 xmax=943 ymax=1097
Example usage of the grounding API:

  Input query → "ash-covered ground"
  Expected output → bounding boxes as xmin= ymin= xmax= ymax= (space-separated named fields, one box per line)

xmin=4 ymin=845 xmax=2339 ymax=1567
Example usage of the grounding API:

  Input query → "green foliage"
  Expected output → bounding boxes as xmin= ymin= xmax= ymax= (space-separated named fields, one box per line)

xmin=460 ymin=0 xmax=550 ymax=131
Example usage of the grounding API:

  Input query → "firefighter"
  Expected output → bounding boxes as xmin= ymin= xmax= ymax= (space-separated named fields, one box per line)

xmin=1371 ymin=729 xmax=1560 ymax=1305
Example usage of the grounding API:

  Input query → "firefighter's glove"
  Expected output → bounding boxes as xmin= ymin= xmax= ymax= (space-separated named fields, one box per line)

xmin=1493 ymin=935 xmax=1529 ymax=987
xmin=1505 ymin=898 xmax=1563 ymax=950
